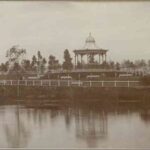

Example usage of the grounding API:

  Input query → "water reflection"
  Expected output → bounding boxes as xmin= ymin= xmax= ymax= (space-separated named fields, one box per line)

xmin=4 ymin=106 xmax=30 ymax=148
xmin=140 ymin=109 xmax=150 ymax=123
xmin=64 ymin=108 xmax=73 ymax=130
xmin=0 ymin=103 xmax=150 ymax=148
xmin=75 ymin=109 xmax=107 ymax=148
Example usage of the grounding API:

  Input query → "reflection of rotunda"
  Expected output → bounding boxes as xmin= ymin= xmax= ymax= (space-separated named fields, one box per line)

xmin=75 ymin=109 xmax=107 ymax=147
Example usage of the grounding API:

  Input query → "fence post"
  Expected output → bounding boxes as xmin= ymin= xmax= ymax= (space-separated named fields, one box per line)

xmin=79 ymin=80 xmax=82 ymax=87
xmin=128 ymin=81 xmax=130 ymax=87
xmin=114 ymin=81 xmax=117 ymax=87
xmin=17 ymin=80 xmax=20 ymax=97
xmin=90 ymin=81 xmax=92 ymax=87
xmin=49 ymin=80 xmax=51 ymax=87
xmin=68 ymin=80 xmax=70 ymax=87
xmin=4 ymin=80 xmax=6 ymax=86
xmin=102 ymin=81 xmax=104 ymax=87
xmin=58 ymin=80 xmax=60 ymax=87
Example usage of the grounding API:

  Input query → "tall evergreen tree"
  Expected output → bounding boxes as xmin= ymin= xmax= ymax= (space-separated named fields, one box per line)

xmin=62 ymin=49 xmax=73 ymax=70
xmin=36 ymin=51 xmax=47 ymax=74
xmin=41 ymin=58 xmax=47 ymax=74
xmin=31 ymin=55 xmax=37 ymax=71
xmin=48 ymin=55 xmax=60 ymax=70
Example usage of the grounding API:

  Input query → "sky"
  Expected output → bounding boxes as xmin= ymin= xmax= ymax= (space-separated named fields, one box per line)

xmin=0 ymin=1 xmax=150 ymax=63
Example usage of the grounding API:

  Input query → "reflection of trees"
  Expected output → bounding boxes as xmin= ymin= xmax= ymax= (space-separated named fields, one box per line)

xmin=140 ymin=109 xmax=150 ymax=123
xmin=28 ymin=108 xmax=60 ymax=129
xmin=4 ymin=106 xmax=30 ymax=148
xmin=3 ymin=105 xmax=108 ymax=148
xmin=75 ymin=109 xmax=107 ymax=148
xmin=64 ymin=107 xmax=73 ymax=130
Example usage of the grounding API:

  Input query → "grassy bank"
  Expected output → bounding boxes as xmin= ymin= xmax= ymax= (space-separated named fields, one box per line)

xmin=0 ymin=86 xmax=149 ymax=102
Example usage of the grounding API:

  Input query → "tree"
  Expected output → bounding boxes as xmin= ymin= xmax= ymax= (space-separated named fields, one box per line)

xmin=13 ymin=62 xmax=22 ymax=73
xmin=37 ymin=51 xmax=42 ymax=60
xmin=148 ymin=60 xmax=150 ymax=67
xmin=62 ymin=49 xmax=73 ymax=70
xmin=134 ymin=59 xmax=146 ymax=68
xmin=6 ymin=46 xmax=26 ymax=76
xmin=122 ymin=60 xmax=132 ymax=68
xmin=6 ymin=45 xmax=26 ymax=65
xmin=109 ymin=61 xmax=115 ymax=69
xmin=22 ymin=59 xmax=31 ymax=71
xmin=115 ymin=62 xmax=120 ymax=70
xmin=40 ymin=58 xmax=47 ymax=74
xmin=101 ymin=61 xmax=109 ymax=69
xmin=31 ymin=55 xmax=37 ymax=71
xmin=37 ymin=51 xmax=43 ymax=74
xmin=0 ymin=61 xmax=9 ymax=72
xmin=36 ymin=51 xmax=47 ymax=74
xmin=121 ymin=60 xmax=135 ymax=72
xmin=48 ymin=55 xmax=60 ymax=70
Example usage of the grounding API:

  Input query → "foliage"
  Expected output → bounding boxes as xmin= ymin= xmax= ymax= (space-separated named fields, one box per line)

xmin=31 ymin=55 xmax=37 ymax=71
xmin=101 ymin=61 xmax=109 ymax=69
xmin=21 ymin=59 xmax=31 ymax=71
xmin=62 ymin=49 xmax=73 ymax=70
xmin=115 ymin=62 xmax=120 ymax=70
xmin=0 ymin=61 xmax=9 ymax=72
xmin=6 ymin=46 xmax=26 ymax=77
xmin=109 ymin=61 xmax=115 ymax=69
xmin=36 ymin=51 xmax=47 ymax=74
xmin=6 ymin=45 xmax=26 ymax=64
xmin=135 ymin=59 xmax=146 ymax=68
xmin=48 ymin=55 xmax=60 ymax=70
xmin=121 ymin=59 xmax=147 ymax=69
xmin=40 ymin=58 xmax=47 ymax=74
xmin=121 ymin=60 xmax=135 ymax=69
xmin=2 ymin=45 xmax=150 ymax=79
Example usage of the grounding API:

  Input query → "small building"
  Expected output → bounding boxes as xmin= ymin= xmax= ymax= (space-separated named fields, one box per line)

xmin=46 ymin=33 xmax=125 ymax=80
xmin=74 ymin=33 xmax=108 ymax=68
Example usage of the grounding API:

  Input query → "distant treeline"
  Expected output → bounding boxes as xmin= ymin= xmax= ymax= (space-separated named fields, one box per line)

xmin=0 ymin=46 xmax=73 ymax=75
xmin=0 ymin=45 xmax=150 ymax=75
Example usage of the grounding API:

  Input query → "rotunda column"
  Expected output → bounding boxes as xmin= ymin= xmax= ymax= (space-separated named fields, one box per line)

xmin=105 ymin=53 xmax=107 ymax=62
xmin=74 ymin=54 xmax=77 ymax=68
xmin=99 ymin=54 xmax=101 ymax=64
xmin=102 ymin=54 xmax=104 ymax=63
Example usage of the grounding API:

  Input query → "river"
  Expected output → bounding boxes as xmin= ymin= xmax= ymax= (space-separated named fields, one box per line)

xmin=0 ymin=103 xmax=150 ymax=148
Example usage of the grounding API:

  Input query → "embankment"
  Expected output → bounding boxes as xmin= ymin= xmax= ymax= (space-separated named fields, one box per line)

xmin=0 ymin=86 xmax=149 ymax=104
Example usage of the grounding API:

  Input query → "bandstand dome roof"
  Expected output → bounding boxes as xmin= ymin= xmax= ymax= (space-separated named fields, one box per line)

xmin=85 ymin=33 xmax=95 ymax=43
xmin=83 ymin=33 xmax=99 ymax=50
xmin=73 ymin=33 xmax=108 ymax=55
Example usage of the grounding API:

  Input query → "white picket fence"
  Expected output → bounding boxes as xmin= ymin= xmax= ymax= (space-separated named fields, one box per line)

xmin=0 ymin=80 xmax=140 ymax=88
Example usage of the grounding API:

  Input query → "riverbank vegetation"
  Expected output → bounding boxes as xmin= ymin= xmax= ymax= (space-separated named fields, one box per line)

xmin=0 ymin=46 xmax=150 ymax=79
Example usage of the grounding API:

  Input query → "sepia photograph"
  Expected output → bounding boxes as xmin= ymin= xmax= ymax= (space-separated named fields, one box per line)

xmin=0 ymin=0 xmax=150 ymax=149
